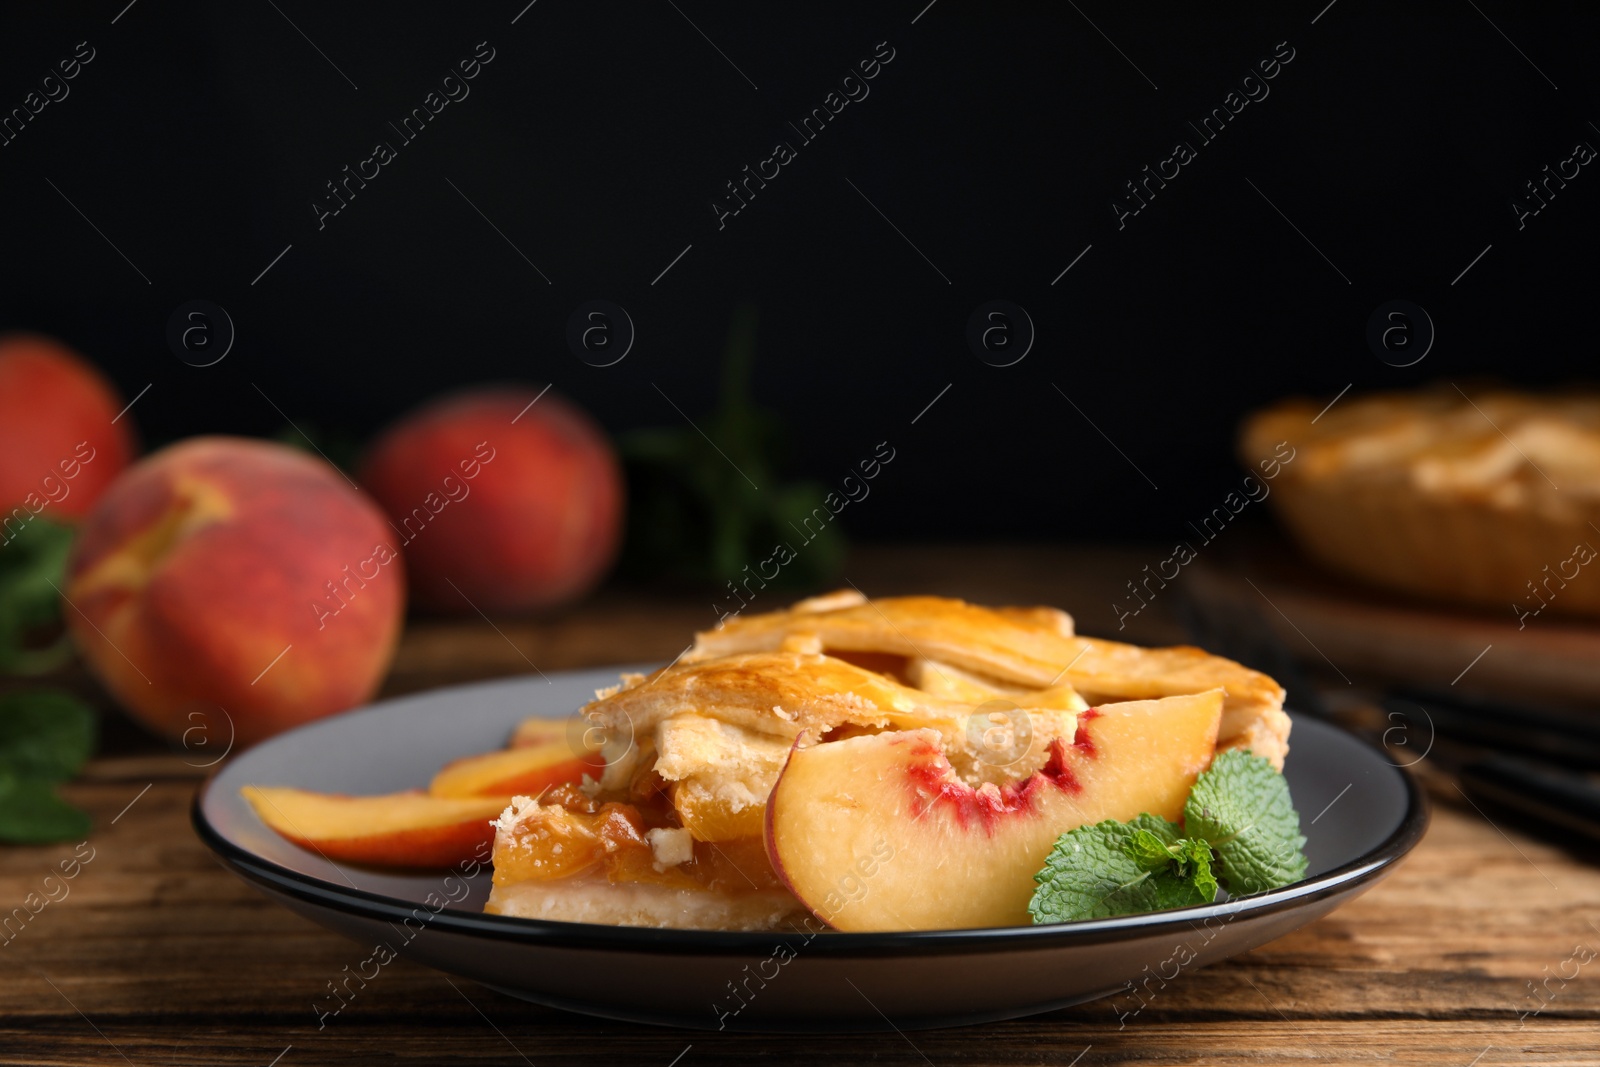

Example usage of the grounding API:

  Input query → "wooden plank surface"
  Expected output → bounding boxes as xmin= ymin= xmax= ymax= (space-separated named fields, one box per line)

xmin=3 ymin=545 xmax=1597 ymax=1066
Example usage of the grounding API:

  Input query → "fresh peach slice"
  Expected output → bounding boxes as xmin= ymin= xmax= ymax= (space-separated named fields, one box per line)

xmin=511 ymin=712 xmax=635 ymax=765
xmin=241 ymin=786 xmax=509 ymax=868
xmin=509 ymin=715 xmax=570 ymax=748
xmin=429 ymin=738 xmax=604 ymax=799
xmin=764 ymin=690 xmax=1223 ymax=931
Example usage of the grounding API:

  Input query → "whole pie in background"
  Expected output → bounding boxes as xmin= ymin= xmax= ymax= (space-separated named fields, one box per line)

xmin=1241 ymin=386 xmax=1600 ymax=620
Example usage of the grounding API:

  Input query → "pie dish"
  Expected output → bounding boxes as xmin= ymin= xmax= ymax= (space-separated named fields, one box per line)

xmin=1241 ymin=386 xmax=1600 ymax=618
xmin=483 ymin=591 xmax=1292 ymax=932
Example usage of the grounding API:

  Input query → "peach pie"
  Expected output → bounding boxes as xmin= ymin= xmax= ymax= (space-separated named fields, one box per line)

xmin=484 ymin=591 xmax=1289 ymax=932
xmin=1242 ymin=386 xmax=1600 ymax=617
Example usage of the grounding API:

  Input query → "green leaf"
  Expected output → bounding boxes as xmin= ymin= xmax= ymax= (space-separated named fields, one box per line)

xmin=1177 ymin=836 xmax=1220 ymax=903
xmin=0 ymin=517 xmax=76 ymax=674
xmin=0 ymin=690 xmax=96 ymax=782
xmin=0 ymin=772 xmax=91 ymax=843
xmin=1184 ymin=749 xmax=1308 ymax=895
xmin=1029 ymin=814 xmax=1216 ymax=923
xmin=1125 ymin=827 xmax=1180 ymax=869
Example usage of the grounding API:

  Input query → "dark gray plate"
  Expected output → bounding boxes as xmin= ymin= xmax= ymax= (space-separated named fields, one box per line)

xmin=194 ymin=668 xmax=1428 ymax=1032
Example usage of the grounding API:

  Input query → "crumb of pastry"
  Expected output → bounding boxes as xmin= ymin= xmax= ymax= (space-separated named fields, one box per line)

xmin=492 ymin=794 xmax=539 ymax=833
xmin=646 ymin=827 xmax=694 ymax=871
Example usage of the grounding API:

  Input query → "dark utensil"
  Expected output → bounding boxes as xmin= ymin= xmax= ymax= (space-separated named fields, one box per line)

xmin=1382 ymin=687 xmax=1600 ymax=770
xmin=1457 ymin=755 xmax=1600 ymax=841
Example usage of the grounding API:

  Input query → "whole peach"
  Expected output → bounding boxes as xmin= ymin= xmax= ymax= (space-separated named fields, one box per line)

xmin=359 ymin=388 xmax=623 ymax=613
xmin=0 ymin=333 xmax=136 ymax=528
xmin=63 ymin=437 xmax=405 ymax=745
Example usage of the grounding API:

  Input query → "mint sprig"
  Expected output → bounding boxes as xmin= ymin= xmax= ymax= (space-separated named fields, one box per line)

xmin=1029 ymin=750 xmax=1307 ymax=924
xmin=617 ymin=305 xmax=846 ymax=588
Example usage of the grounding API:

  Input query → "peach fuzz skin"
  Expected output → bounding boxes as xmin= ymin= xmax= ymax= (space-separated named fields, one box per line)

xmin=765 ymin=691 xmax=1223 ymax=931
xmin=358 ymin=388 xmax=623 ymax=613
xmin=241 ymin=787 xmax=506 ymax=868
xmin=64 ymin=437 xmax=405 ymax=746
xmin=0 ymin=333 xmax=136 ymax=521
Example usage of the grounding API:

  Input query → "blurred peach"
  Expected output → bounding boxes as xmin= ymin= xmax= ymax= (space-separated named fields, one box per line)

xmin=64 ymin=437 xmax=405 ymax=745
xmin=359 ymin=388 xmax=623 ymax=613
xmin=0 ymin=333 xmax=136 ymax=528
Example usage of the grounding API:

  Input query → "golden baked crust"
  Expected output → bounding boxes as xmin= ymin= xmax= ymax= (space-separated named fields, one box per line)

xmin=691 ymin=592 xmax=1082 ymax=683
xmin=589 ymin=648 xmax=1087 ymax=789
xmin=1242 ymin=386 xmax=1600 ymax=616
xmin=687 ymin=594 xmax=1288 ymax=767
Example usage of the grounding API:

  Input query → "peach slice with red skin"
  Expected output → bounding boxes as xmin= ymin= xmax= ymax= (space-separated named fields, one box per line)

xmin=242 ymin=786 xmax=508 ymax=868
xmin=429 ymin=724 xmax=603 ymax=799
xmin=509 ymin=716 xmax=570 ymax=749
xmin=764 ymin=690 xmax=1223 ymax=931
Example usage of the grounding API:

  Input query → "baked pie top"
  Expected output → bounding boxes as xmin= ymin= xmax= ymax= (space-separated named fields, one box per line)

xmin=589 ymin=647 xmax=1091 ymax=793
xmin=669 ymin=589 xmax=1288 ymax=769
xmin=1242 ymin=387 xmax=1600 ymax=513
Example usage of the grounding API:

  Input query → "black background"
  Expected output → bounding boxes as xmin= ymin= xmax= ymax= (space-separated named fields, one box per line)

xmin=1 ymin=2 xmax=1593 ymax=541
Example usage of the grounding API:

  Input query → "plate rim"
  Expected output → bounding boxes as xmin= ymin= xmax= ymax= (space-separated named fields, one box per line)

xmin=193 ymin=678 xmax=1431 ymax=959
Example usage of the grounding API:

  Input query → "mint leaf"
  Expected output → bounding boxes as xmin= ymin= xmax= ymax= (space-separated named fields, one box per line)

xmin=0 ymin=771 xmax=91 ymax=843
xmin=1030 ymin=814 xmax=1216 ymax=923
xmin=1122 ymin=813 xmax=1182 ymax=847
xmin=1184 ymin=749 xmax=1308 ymax=895
xmin=0 ymin=690 xmax=96 ymax=781
xmin=1125 ymin=827 xmax=1182 ymax=868
xmin=0 ymin=691 xmax=96 ymax=844
xmin=1176 ymin=835 xmax=1219 ymax=903
xmin=0 ymin=517 xmax=76 ymax=675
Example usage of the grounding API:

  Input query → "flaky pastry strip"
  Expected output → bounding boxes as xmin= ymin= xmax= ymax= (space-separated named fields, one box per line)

xmin=690 ymin=594 xmax=1288 ymax=768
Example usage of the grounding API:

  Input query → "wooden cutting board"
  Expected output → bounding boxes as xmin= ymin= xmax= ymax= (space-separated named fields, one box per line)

xmin=1187 ymin=528 xmax=1600 ymax=706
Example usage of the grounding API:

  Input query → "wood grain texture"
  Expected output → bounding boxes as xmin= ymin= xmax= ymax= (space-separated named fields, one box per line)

xmin=2 ymin=545 xmax=1596 ymax=1065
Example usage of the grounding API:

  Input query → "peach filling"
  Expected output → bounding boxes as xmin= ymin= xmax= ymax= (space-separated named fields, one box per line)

xmin=492 ymin=784 xmax=783 ymax=895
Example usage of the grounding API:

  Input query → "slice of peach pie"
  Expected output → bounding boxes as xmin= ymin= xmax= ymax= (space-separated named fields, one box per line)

xmin=485 ymin=591 xmax=1290 ymax=932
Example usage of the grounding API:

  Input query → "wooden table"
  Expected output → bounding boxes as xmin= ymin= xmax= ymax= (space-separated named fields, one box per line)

xmin=4 ymin=546 xmax=1597 ymax=1066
